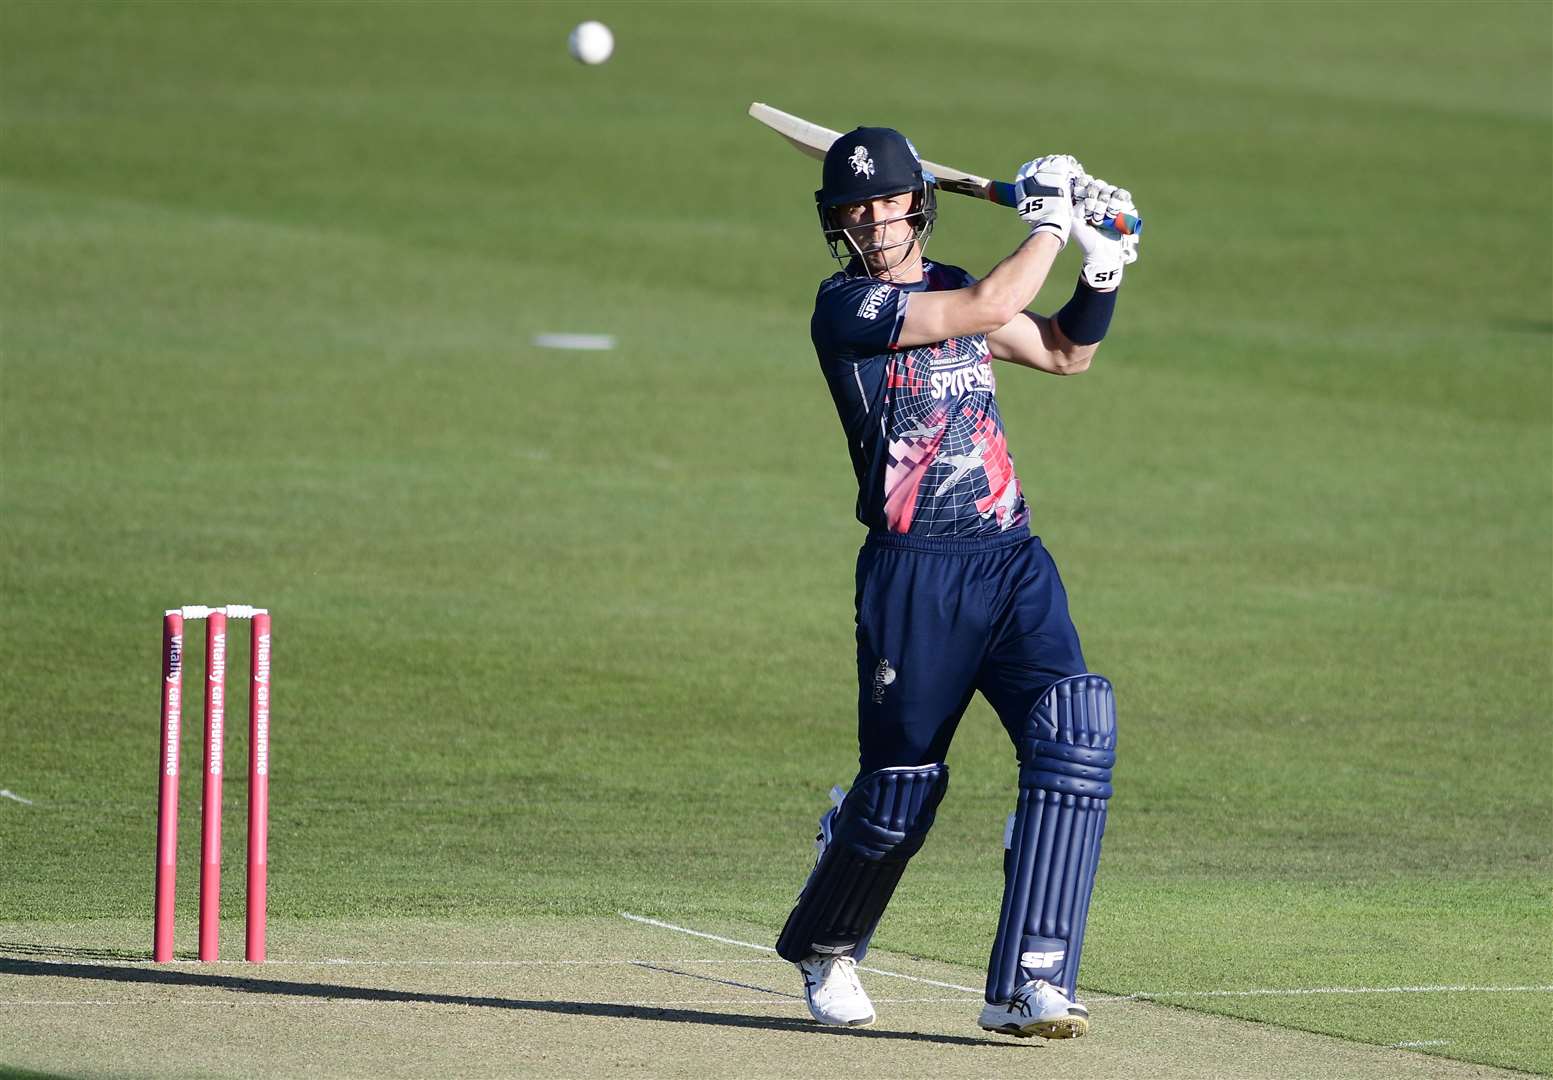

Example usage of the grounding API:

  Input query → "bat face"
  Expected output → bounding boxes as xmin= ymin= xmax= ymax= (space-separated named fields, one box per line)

xmin=748 ymin=103 xmax=991 ymax=187
xmin=748 ymin=103 xmax=835 ymax=162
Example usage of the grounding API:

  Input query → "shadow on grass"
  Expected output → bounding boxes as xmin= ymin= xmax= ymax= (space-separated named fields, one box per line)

xmin=0 ymin=941 xmax=149 ymax=962
xmin=0 ymin=1066 xmax=86 ymax=1080
xmin=0 ymin=957 xmax=1016 ymax=1049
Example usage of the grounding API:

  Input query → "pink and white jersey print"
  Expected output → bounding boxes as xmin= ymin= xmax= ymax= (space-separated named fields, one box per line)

xmin=880 ymin=335 xmax=1024 ymax=532
xmin=811 ymin=261 xmax=1029 ymax=538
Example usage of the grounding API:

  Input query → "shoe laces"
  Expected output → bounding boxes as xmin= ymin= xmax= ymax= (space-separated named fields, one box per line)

xmin=826 ymin=955 xmax=862 ymax=993
xmin=800 ymin=954 xmax=861 ymax=993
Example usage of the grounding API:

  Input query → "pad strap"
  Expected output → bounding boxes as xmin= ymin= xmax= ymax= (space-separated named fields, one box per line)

xmin=776 ymin=764 xmax=948 ymax=963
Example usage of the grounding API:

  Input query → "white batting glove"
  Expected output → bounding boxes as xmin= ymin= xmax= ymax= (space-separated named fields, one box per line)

xmin=1014 ymin=154 xmax=1082 ymax=248
xmin=1069 ymin=175 xmax=1139 ymax=290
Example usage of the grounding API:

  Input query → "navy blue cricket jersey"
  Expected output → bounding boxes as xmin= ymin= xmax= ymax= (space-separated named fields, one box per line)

xmin=812 ymin=261 xmax=1028 ymax=537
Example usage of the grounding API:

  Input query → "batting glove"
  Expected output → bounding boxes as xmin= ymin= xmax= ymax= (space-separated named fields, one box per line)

xmin=1014 ymin=154 xmax=1082 ymax=248
xmin=1069 ymin=175 xmax=1140 ymax=290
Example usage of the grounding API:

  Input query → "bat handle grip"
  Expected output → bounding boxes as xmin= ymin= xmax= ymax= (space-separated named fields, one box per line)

xmin=986 ymin=179 xmax=1143 ymax=237
xmin=1102 ymin=212 xmax=1143 ymax=237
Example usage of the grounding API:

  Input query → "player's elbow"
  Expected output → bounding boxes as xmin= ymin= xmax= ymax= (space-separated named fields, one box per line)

xmin=1049 ymin=350 xmax=1092 ymax=376
xmin=969 ymin=283 xmax=1025 ymax=335
xmin=985 ymin=303 xmax=1026 ymax=335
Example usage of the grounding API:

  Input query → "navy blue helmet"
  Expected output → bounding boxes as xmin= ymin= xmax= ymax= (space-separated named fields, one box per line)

xmin=815 ymin=126 xmax=937 ymax=273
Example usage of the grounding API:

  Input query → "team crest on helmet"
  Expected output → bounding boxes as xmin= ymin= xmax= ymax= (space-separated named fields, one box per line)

xmin=848 ymin=145 xmax=875 ymax=178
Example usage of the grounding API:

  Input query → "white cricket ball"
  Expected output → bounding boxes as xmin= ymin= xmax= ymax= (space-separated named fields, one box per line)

xmin=568 ymin=21 xmax=614 ymax=65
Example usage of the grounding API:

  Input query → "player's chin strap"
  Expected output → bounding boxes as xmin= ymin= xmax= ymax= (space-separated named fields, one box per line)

xmin=839 ymin=216 xmax=931 ymax=279
xmin=823 ymin=181 xmax=937 ymax=277
xmin=987 ymin=674 xmax=1117 ymax=1002
xmin=775 ymin=763 xmax=949 ymax=963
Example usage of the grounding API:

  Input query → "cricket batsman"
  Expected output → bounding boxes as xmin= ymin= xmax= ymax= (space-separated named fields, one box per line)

xmin=774 ymin=127 xmax=1139 ymax=1039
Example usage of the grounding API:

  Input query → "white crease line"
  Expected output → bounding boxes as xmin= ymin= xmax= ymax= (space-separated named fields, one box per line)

xmin=0 ymin=789 xmax=34 ymax=805
xmin=855 ymin=968 xmax=980 ymax=994
xmin=620 ymin=914 xmax=781 ymax=953
xmin=1391 ymin=1040 xmax=1452 ymax=1049
xmin=1112 ymin=985 xmax=1553 ymax=1001
xmin=620 ymin=912 xmax=981 ymax=994
xmin=617 ymin=916 xmax=1553 ymax=1002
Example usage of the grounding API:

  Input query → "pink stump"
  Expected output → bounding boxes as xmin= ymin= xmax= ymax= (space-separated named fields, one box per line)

xmin=246 ymin=612 xmax=271 ymax=962
xmin=153 ymin=612 xmax=184 ymax=962
xmin=198 ymin=610 xmax=227 ymax=962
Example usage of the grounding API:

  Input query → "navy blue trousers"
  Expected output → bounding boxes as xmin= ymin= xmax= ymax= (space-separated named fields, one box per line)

xmin=854 ymin=527 xmax=1086 ymax=776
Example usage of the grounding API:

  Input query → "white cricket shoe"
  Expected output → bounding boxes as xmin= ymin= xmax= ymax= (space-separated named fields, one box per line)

xmin=979 ymin=979 xmax=1090 ymax=1039
xmin=796 ymin=954 xmax=875 ymax=1027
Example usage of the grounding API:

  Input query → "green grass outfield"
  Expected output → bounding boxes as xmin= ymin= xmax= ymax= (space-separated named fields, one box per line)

xmin=2 ymin=1 xmax=1550 ymax=1076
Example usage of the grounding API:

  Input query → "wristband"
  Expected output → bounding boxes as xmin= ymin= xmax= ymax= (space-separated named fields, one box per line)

xmin=1053 ymin=279 xmax=1117 ymax=346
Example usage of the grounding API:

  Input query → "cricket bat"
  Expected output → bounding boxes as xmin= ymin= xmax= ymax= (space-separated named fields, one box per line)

xmin=748 ymin=102 xmax=1142 ymax=237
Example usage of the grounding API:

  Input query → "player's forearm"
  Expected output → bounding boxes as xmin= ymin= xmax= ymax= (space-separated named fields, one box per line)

xmin=897 ymin=232 xmax=1063 ymax=346
xmin=969 ymin=233 xmax=1063 ymax=329
xmin=992 ymin=309 xmax=1097 ymax=375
